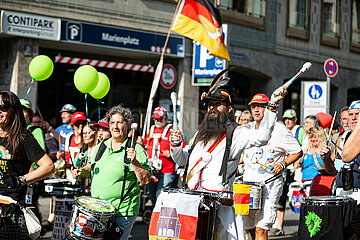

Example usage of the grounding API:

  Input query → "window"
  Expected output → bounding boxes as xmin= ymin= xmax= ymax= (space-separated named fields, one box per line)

xmin=217 ymin=0 xmax=266 ymax=30
xmin=321 ymin=0 xmax=341 ymax=47
xmin=351 ymin=0 xmax=360 ymax=51
xmin=287 ymin=0 xmax=310 ymax=40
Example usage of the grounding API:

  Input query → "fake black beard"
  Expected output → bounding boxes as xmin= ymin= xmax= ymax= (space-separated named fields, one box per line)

xmin=195 ymin=109 xmax=229 ymax=145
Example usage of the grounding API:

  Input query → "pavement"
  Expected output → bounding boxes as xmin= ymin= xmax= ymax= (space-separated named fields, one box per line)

xmin=38 ymin=196 xmax=299 ymax=240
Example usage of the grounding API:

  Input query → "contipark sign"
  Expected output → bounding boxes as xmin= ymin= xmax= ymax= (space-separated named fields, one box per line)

xmin=0 ymin=10 xmax=60 ymax=40
xmin=60 ymin=19 xmax=185 ymax=57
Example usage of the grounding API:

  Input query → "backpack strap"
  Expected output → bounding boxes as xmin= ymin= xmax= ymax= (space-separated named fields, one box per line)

xmin=90 ymin=141 xmax=107 ymax=170
xmin=161 ymin=124 xmax=172 ymax=139
xmin=219 ymin=121 xmax=239 ymax=186
xmin=295 ymin=126 xmax=301 ymax=141
xmin=149 ymin=125 xmax=156 ymax=139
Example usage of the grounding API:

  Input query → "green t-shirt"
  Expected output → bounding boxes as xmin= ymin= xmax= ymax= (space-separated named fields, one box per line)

xmin=88 ymin=138 xmax=150 ymax=216
xmin=28 ymin=123 xmax=45 ymax=170
xmin=28 ymin=123 xmax=45 ymax=150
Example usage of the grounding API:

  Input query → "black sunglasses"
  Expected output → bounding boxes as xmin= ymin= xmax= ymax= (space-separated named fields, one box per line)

xmin=0 ymin=104 xmax=10 ymax=112
xmin=74 ymin=121 xmax=86 ymax=127
xmin=207 ymin=101 xmax=225 ymax=108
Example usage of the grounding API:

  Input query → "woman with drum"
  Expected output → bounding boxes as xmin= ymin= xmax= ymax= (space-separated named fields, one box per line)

xmin=300 ymin=126 xmax=326 ymax=195
xmin=0 ymin=90 xmax=54 ymax=239
xmin=72 ymin=123 xmax=98 ymax=185
xmin=82 ymin=105 xmax=151 ymax=239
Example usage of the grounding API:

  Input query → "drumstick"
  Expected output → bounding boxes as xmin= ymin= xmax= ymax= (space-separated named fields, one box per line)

xmin=170 ymin=92 xmax=178 ymax=130
xmin=58 ymin=135 xmax=61 ymax=152
xmin=36 ymin=107 xmax=44 ymax=121
xmin=140 ymin=113 xmax=143 ymax=132
xmin=326 ymin=111 xmax=337 ymax=145
xmin=273 ymin=62 xmax=312 ymax=97
xmin=331 ymin=139 xmax=343 ymax=151
xmin=130 ymin=123 xmax=138 ymax=148
xmin=256 ymin=162 xmax=274 ymax=170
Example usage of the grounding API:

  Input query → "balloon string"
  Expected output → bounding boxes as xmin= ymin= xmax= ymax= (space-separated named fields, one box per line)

xmin=98 ymin=100 xmax=100 ymax=121
xmin=85 ymin=93 xmax=89 ymax=123
xmin=25 ymin=78 xmax=35 ymax=100
xmin=97 ymin=100 xmax=105 ymax=121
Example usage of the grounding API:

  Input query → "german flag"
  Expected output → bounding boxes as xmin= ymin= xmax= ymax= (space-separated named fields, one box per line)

xmin=172 ymin=0 xmax=230 ymax=61
xmin=233 ymin=183 xmax=251 ymax=215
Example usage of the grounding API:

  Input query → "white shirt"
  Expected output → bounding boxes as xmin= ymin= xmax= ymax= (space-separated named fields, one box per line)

xmin=171 ymin=109 xmax=277 ymax=194
xmin=243 ymin=122 xmax=302 ymax=183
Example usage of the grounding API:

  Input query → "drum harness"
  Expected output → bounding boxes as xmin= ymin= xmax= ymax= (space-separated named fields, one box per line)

xmin=181 ymin=121 xmax=284 ymax=206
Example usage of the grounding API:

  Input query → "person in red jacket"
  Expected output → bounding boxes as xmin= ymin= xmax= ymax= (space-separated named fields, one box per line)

xmin=144 ymin=107 xmax=184 ymax=205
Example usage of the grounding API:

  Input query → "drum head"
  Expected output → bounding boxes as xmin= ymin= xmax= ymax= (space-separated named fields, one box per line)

xmin=234 ymin=181 xmax=262 ymax=187
xmin=44 ymin=178 xmax=71 ymax=185
xmin=76 ymin=196 xmax=115 ymax=213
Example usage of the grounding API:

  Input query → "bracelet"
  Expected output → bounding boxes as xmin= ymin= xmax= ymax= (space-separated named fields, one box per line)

xmin=282 ymin=161 xmax=288 ymax=167
xmin=266 ymin=105 xmax=277 ymax=113
xmin=48 ymin=126 xmax=53 ymax=132
xmin=18 ymin=175 xmax=27 ymax=186
xmin=266 ymin=102 xmax=278 ymax=113
xmin=278 ymin=162 xmax=286 ymax=170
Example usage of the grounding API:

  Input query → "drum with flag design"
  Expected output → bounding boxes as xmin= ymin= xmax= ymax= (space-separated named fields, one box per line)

xmin=148 ymin=189 xmax=220 ymax=240
xmin=233 ymin=181 xmax=263 ymax=215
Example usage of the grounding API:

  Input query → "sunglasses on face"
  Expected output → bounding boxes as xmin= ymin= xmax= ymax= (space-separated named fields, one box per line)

xmin=250 ymin=104 xmax=266 ymax=109
xmin=74 ymin=121 xmax=86 ymax=127
xmin=0 ymin=104 xmax=10 ymax=112
xmin=83 ymin=131 xmax=95 ymax=136
xmin=207 ymin=101 xmax=225 ymax=108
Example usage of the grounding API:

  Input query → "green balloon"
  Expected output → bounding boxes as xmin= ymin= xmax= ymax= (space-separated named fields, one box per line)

xmin=28 ymin=55 xmax=54 ymax=81
xmin=74 ymin=65 xmax=99 ymax=93
xmin=90 ymin=72 xmax=110 ymax=99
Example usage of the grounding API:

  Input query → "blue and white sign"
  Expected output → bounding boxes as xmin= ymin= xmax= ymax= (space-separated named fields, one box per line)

xmin=193 ymin=41 xmax=225 ymax=78
xmin=308 ymin=84 xmax=323 ymax=100
xmin=60 ymin=20 xmax=184 ymax=57
xmin=192 ymin=24 xmax=228 ymax=85
xmin=301 ymin=81 xmax=328 ymax=123
xmin=1 ymin=10 xmax=61 ymax=40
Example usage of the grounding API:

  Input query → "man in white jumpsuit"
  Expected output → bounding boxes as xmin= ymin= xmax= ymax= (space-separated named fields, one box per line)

xmin=170 ymin=87 xmax=285 ymax=240
xmin=241 ymin=93 xmax=303 ymax=240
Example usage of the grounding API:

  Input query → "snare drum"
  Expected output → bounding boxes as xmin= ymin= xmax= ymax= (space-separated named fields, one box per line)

xmin=233 ymin=181 xmax=263 ymax=210
xmin=298 ymin=196 xmax=357 ymax=239
xmin=44 ymin=178 xmax=81 ymax=196
xmin=69 ymin=196 xmax=116 ymax=240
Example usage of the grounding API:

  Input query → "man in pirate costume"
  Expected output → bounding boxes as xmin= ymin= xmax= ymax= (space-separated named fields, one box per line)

xmin=169 ymin=67 xmax=286 ymax=239
xmin=242 ymin=93 xmax=303 ymax=240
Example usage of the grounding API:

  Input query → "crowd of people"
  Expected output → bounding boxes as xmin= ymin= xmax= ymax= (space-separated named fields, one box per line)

xmin=1 ymin=80 xmax=360 ymax=240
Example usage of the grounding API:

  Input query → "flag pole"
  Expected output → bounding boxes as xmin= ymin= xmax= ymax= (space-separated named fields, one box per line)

xmin=142 ymin=0 xmax=182 ymax=138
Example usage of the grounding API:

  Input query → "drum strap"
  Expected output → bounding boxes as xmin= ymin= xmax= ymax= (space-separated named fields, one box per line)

xmin=219 ymin=121 xmax=239 ymax=186
xmin=311 ymin=148 xmax=323 ymax=170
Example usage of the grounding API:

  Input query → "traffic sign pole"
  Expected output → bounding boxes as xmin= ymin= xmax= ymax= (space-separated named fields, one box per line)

xmin=327 ymin=76 xmax=330 ymax=113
